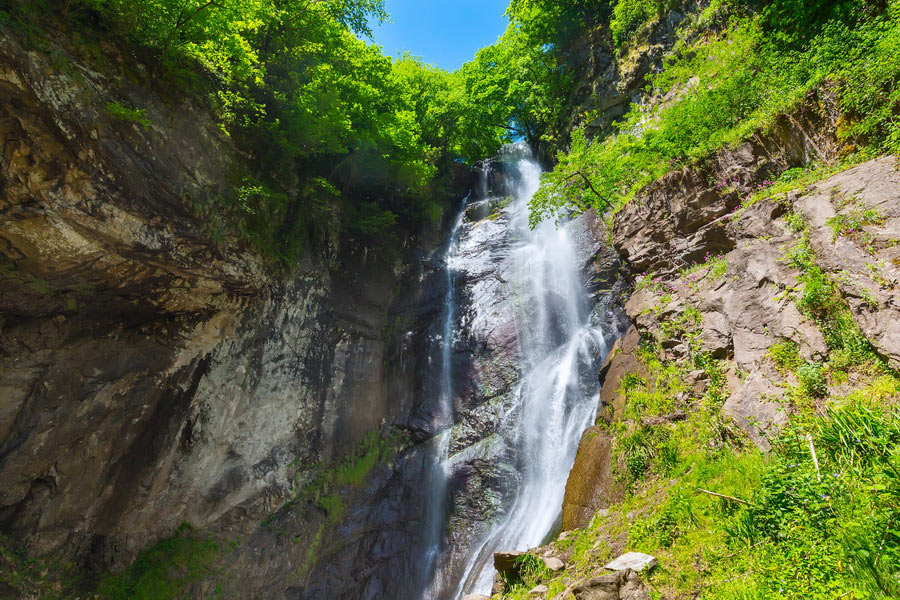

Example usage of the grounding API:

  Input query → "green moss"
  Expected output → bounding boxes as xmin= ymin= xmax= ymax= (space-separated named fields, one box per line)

xmin=0 ymin=535 xmax=82 ymax=599
xmin=95 ymin=523 xmax=221 ymax=600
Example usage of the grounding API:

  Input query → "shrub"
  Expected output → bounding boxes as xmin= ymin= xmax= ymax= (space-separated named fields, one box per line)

xmin=796 ymin=361 xmax=827 ymax=398
xmin=105 ymin=101 xmax=151 ymax=130
xmin=610 ymin=0 xmax=662 ymax=46
xmin=768 ymin=340 xmax=802 ymax=372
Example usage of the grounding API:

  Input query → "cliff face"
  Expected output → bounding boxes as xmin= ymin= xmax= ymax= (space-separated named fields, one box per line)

xmin=0 ymin=27 xmax=463 ymax=598
xmin=482 ymin=82 xmax=900 ymax=600
xmin=563 ymin=84 xmax=900 ymax=525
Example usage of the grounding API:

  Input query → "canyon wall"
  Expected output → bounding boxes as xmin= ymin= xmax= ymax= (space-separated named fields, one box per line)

xmin=0 ymin=26 xmax=468 ymax=599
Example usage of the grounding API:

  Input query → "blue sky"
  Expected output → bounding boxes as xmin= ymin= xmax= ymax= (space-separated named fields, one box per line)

xmin=370 ymin=0 xmax=510 ymax=71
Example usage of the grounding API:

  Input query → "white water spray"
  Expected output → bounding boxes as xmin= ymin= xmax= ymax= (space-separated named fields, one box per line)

xmin=431 ymin=144 xmax=610 ymax=598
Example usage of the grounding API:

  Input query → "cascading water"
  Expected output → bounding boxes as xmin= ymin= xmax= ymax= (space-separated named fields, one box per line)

xmin=418 ymin=197 xmax=467 ymax=596
xmin=422 ymin=143 xmax=614 ymax=599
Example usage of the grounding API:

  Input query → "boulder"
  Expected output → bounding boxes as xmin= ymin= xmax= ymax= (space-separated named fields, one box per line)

xmin=572 ymin=569 xmax=650 ymax=600
xmin=723 ymin=371 xmax=788 ymax=451
xmin=794 ymin=156 xmax=900 ymax=370
xmin=545 ymin=557 xmax=565 ymax=572
xmin=494 ymin=551 xmax=524 ymax=578
xmin=699 ymin=311 xmax=733 ymax=358
xmin=604 ymin=552 xmax=658 ymax=572
xmin=562 ymin=426 xmax=616 ymax=530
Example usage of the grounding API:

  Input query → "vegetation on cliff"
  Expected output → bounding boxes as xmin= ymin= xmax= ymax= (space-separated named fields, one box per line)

xmin=3 ymin=0 xmax=531 ymax=264
xmin=2 ymin=0 xmax=900 ymax=598
xmin=477 ymin=3 xmax=900 ymax=598
xmin=530 ymin=0 xmax=900 ymax=224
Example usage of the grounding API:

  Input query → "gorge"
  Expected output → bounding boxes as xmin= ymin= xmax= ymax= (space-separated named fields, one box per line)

xmin=2 ymin=1 xmax=900 ymax=600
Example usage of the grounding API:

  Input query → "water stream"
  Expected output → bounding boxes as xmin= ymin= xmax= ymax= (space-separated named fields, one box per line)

xmin=422 ymin=143 xmax=612 ymax=598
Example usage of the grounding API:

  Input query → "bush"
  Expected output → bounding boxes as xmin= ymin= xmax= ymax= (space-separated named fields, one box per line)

xmin=796 ymin=361 xmax=827 ymax=398
xmin=768 ymin=340 xmax=802 ymax=372
xmin=105 ymin=101 xmax=150 ymax=130
xmin=530 ymin=0 xmax=899 ymax=226
xmin=610 ymin=0 xmax=662 ymax=46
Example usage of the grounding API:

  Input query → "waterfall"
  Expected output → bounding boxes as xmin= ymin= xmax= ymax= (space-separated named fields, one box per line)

xmin=418 ymin=195 xmax=467 ymax=596
xmin=421 ymin=142 xmax=613 ymax=599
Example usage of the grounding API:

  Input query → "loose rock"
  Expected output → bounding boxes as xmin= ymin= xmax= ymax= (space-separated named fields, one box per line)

xmin=603 ymin=552 xmax=658 ymax=572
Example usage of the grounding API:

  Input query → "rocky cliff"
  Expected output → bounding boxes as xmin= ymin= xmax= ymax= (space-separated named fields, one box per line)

xmin=485 ymin=88 xmax=900 ymax=598
xmin=565 ymin=87 xmax=900 ymax=526
xmin=0 ymin=25 xmax=470 ymax=599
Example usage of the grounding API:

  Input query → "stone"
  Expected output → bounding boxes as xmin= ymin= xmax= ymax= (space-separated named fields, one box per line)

xmin=544 ymin=557 xmax=565 ymax=572
xmin=794 ymin=156 xmax=900 ymax=370
xmin=724 ymin=371 xmax=788 ymax=451
xmin=699 ymin=311 xmax=733 ymax=358
xmin=463 ymin=595 xmax=491 ymax=600
xmin=494 ymin=551 xmax=525 ymax=577
xmin=612 ymin=88 xmax=839 ymax=278
xmin=562 ymin=425 xmax=617 ymax=530
xmin=604 ymin=552 xmax=658 ymax=572
xmin=572 ymin=569 xmax=650 ymax=600
xmin=530 ymin=584 xmax=549 ymax=595
xmin=0 ymin=23 xmax=480 ymax=600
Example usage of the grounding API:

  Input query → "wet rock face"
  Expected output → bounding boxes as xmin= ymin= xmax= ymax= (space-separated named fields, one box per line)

xmin=0 ymin=26 xmax=464 ymax=599
xmin=428 ymin=156 xmax=628 ymax=591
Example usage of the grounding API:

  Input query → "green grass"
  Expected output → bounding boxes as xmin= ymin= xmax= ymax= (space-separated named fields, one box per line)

xmin=500 ymin=365 xmax=900 ymax=600
xmin=826 ymin=202 xmax=886 ymax=254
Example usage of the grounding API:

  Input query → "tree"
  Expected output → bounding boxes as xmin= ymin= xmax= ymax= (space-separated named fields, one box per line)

xmin=459 ymin=25 xmax=571 ymax=151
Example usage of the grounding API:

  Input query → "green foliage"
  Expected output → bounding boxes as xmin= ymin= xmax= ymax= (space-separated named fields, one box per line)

xmin=827 ymin=202 xmax=886 ymax=252
xmin=717 ymin=399 xmax=900 ymax=599
xmin=458 ymin=24 xmax=572 ymax=152
xmin=530 ymin=0 xmax=900 ymax=226
xmin=105 ymin=101 xmax=151 ymax=129
xmin=837 ymin=4 xmax=900 ymax=153
xmin=796 ymin=361 xmax=827 ymax=398
xmin=9 ymin=0 xmax=513 ymax=265
xmin=96 ymin=523 xmax=221 ymax=600
xmin=768 ymin=340 xmax=802 ymax=372
xmin=793 ymin=260 xmax=887 ymax=372
xmin=556 ymin=378 xmax=900 ymax=600
xmin=630 ymin=488 xmax=698 ymax=548
xmin=506 ymin=0 xmax=612 ymax=50
xmin=610 ymin=0 xmax=661 ymax=46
